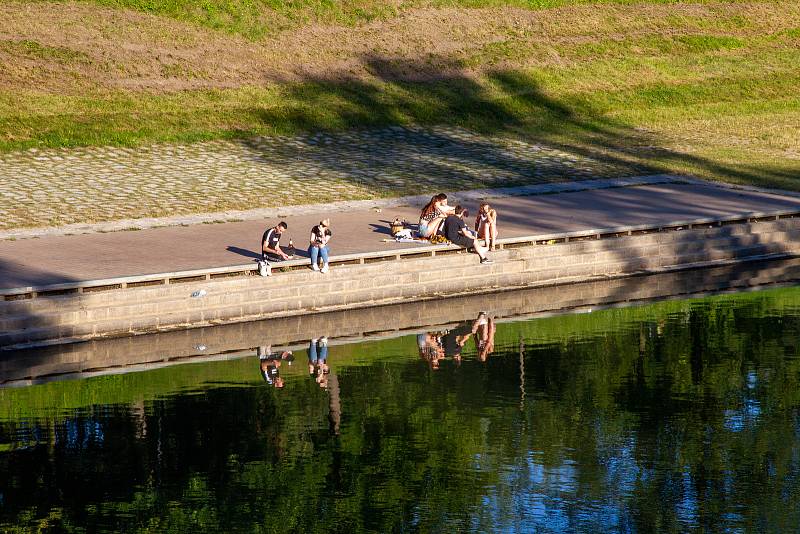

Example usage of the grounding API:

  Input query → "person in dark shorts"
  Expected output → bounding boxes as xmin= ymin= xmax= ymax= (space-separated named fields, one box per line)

xmin=441 ymin=322 xmax=473 ymax=361
xmin=259 ymin=221 xmax=289 ymax=276
xmin=443 ymin=205 xmax=492 ymax=264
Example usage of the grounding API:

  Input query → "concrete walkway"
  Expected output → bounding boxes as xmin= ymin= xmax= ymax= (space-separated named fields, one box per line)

xmin=2 ymin=179 xmax=800 ymax=290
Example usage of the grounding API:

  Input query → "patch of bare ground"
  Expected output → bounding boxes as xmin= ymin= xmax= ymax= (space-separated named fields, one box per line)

xmin=1 ymin=1 xmax=799 ymax=92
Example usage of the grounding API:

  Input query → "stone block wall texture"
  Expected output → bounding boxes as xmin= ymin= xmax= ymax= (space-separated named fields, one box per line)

xmin=5 ymin=253 xmax=800 ymax=383
xmin=3 ymin=218 xmax=800 ymax=348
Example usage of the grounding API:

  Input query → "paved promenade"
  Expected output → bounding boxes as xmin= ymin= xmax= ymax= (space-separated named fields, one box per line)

xmin=2 ymin=178 xmax=800 ymax=290
xmin=0 ymin=126 xmax=638 ymax=230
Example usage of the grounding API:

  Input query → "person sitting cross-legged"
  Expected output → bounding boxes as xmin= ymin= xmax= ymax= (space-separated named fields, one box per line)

xmin=443 ymin=205 xmax=492 ymax=264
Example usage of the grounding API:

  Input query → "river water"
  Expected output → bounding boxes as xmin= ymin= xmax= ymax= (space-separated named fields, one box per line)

xmin=2 ymin=285 xmax=800 ymax=532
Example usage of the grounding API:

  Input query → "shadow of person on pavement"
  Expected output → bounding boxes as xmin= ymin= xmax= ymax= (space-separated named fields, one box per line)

xmin=226 ymin=245 xmax=262 ymax=260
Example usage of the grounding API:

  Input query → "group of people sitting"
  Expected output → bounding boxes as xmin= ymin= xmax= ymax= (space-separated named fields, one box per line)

xmin=257 ymin=337 xmax=328 ymax=389
xmin=258 ymin=218 xmax=332 ymax=276
xmin=417 ymin=193 xmax=498 ymax=264
xmin=256 ymin=192 xmax=499 ymax=276
xmin=418 ymin=311 xmax=496 ymax=369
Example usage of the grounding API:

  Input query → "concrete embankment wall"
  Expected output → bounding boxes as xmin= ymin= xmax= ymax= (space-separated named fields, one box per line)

xmin=5 ymin=254 xmax=800 ymax=386
xmin=2 ymin=217 xmax=800 ymax=348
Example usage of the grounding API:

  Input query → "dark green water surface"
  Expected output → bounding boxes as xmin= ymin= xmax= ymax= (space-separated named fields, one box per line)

xmin=3 ymin=287 xmax=800 ymax=533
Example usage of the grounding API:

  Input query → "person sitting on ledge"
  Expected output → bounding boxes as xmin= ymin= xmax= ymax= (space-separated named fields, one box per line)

xmin=418 ymin=193 xmax=455 ymax=239
xmin=475 ymin=202 xmax=498 ymax=252
xmin=262 ymin=221 xmax=290 ymax=261
xmin=309 ymin=219 xmax=333 ymax=273
xmin=259 ymin=221 xmax=290 ymax=276
xmin=444 ymin=205 xmax=493 ymax=264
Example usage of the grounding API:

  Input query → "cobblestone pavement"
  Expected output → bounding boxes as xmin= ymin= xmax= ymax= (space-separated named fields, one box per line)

xmin=0 ymin=126 xmax=643 ymax=230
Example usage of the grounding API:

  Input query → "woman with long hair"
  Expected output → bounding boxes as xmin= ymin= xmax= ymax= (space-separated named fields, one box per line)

xmin=475 ymin=202 xmax=498 ymax=251
xmin=418 ymin=193 xmax=454 ymax=239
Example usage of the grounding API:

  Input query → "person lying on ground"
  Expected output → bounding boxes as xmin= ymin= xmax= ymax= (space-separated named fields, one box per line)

xmin=418 ymin=193 xmax=455 ymax=239
xmin=444 ymin=205 xmax=493 ymax=264
xmin=475 ymin=203 xmax=498 ymax=251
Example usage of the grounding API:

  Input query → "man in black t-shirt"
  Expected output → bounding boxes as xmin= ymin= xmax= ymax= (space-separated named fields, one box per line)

xmin=258 ymin=345 xmax=294 ymax=388
xmin=444 ymin=206 xmax=492 ymax=264
xmin=262 ymin=221 xmax=289 ymax=262
xmin=259 ymin=221 xmax=290 ymax=277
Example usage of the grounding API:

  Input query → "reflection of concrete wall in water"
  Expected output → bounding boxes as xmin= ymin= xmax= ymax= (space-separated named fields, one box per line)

xmin=3 ymin=217 xmax=800 ymax=351
xmin=5 ymin=255 xmax=800 ymax=385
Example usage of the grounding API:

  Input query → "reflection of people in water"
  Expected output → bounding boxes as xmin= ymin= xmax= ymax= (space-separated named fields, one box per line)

xmin=441 ymin=322 xmax=473 ymax=362
xmin=308 ymin=337 xmax=330 ymax=388
xmin=436 ymin=312 xmax=497 ymax=362
xmin=418 ymin=332 xmax=446 ymax=369
xmin=307 ymin=336 xmax=342 ymax=435
xmin=472 ymin=312 xmax=496 ymax=362
xmin=258 ymin=345 xmax=294 ymax=388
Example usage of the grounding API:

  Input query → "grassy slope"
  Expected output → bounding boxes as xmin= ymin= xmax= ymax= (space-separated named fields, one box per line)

xmin=69 ymin=0 xmax=750 ymax=40
xmin=2 ymin=0 xmax=799 ymax=190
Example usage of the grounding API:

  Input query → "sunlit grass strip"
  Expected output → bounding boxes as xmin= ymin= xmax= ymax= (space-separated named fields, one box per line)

xmin=63 ymin=0 xmax=785 ymax=39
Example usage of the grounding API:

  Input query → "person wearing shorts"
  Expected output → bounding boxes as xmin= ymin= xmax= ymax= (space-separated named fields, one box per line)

xmin=443 ymin=205 xmax=492 ymax=264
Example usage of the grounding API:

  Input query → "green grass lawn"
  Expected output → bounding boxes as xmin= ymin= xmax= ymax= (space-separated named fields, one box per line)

xmin=70 ymin=0 xmax=765 ymax=40
xmin=1 ymin=0 xmax=798 ymax=192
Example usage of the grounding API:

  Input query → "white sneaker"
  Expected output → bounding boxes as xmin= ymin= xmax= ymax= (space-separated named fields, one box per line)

xmin=319 ymin=336 xmax=328 ymax=346
xmin=311 ymin=264 xmax=320 ymax=271
xmin=320 ymin=264 xmax=329 ymax=274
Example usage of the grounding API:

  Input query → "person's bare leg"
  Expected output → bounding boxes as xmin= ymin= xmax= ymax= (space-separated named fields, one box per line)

xmin=472 ymin=239 xmax=489 ymax=260
xmin=478 ymin=225 xmax=489 ymax=248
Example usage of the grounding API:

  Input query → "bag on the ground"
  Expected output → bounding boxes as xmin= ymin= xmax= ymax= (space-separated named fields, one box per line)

xmin=258 ymin=260 xmax=272 ymax=277
xmin=394 ymin=229 xmax=414 ymax=240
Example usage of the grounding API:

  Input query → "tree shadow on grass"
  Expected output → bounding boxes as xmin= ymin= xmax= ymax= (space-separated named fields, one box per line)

xmin=241 ymin=54 xmax=800 ymax=304
xmin=242 ymin=55 xmax=798 ymax=194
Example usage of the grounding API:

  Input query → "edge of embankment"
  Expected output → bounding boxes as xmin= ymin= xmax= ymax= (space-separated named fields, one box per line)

xmin=3 ymin=207 xmax=800 ymax=349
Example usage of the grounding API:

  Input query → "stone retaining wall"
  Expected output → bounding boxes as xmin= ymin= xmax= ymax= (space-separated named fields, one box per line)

xmin=5 ymin=254 xmax=800 ymax=385
xmin=2 ymin=217 xmax=800 ymax=348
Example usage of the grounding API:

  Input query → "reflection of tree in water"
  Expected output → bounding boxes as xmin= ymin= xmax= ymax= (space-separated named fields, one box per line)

xmin=2 ymin=291 xmax=800 ymax=530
